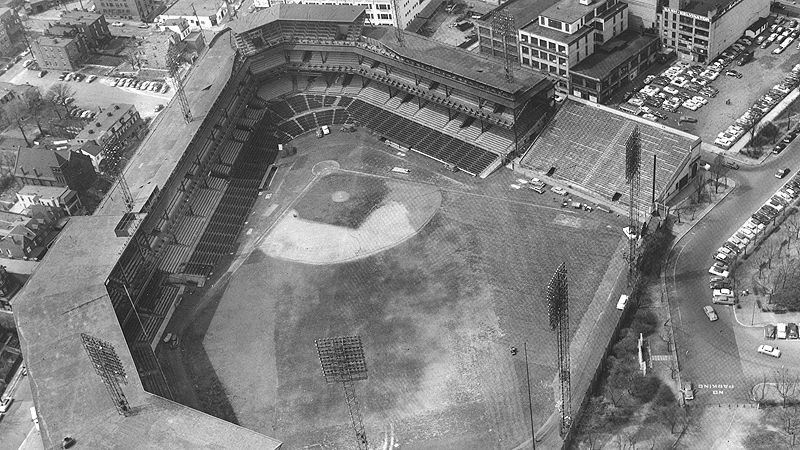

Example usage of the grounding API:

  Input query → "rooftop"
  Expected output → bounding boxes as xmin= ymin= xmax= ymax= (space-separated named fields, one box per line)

xmin=162 ymin=0 xmax=231 ymax=17
xmin=541 ymin=0 xmax=603 ymax=23
xmin=75 ymin=103 xmax=136 ymax=143
xmin=14 ymin=147 xmax=65 ymax=182
xmin=35 ymin=35 xmax=76 ymax=47
xmin=228 ymin=3 xmax=367 ymax=33
xmin=570 ymin=30 xmax=659 ymax=80
xmin=480 ymin=0 xmax=559 ymax=30
xmin=59 ymin=10 xmax=103 ymax=24
xmin=14 ymin=33 xmax=283 ymax=449
xmin=667 ymin=0 xmax=731 ymax=16
xmin=365 ymin=26 xmax=550 ymax=95
xmin=17 ymin=185 xmax=70 ymax=198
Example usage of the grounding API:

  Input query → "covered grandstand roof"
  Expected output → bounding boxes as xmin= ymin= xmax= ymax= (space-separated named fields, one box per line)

xmin=228 ymin=4 xmax=367 ymax=33
xmin=571 ymin=30 xmax=659 ymax=80
xmin=13 ymin=33 xmax=283 ymax=449
xmin=521 ymin=98 xmax=700 ymax=211
xmin=364 ymin=26 xmax=550 ymax=95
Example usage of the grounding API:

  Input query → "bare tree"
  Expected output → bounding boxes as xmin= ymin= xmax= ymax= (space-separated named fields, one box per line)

xmin=45 ymin=82 xmax=75 ymax=115
xmin=0 ymin=99 xmax=31 ymax=147
xmin=747 ymin=373 xmax=770 ymax=407
xmin=786 ymin=207 xmax=800 ymax=251
xmin=774 ymin=368 xmax=799 ymax=408
xmin=762 ymin=238 xmax=780 ymax=269
xmin=710 ymin=153 xmax=728 ymax=193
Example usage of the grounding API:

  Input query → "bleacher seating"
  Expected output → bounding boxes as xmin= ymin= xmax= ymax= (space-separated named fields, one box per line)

xmin=346 ymin=99 xmax=498 ymax=176
xmin=476 ymin=128 xmax=515 ymax=154
xmin=130 ymin=346 xmax=172 ymax=398
xmin=249 ymin=50 xmax=286 ymax=76
xmin=286 ymin=95 xmax=310 ymax=114
xmin=257 ymin=76 xmax=293 ymax=101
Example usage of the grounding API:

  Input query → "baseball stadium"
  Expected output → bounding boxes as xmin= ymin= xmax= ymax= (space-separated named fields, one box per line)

xmin=12 ymin=4 xmax=702 ymax=449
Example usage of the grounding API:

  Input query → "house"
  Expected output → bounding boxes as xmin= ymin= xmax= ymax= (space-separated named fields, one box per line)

xmin=0 ymin=205 xmax=61 ymax=260
xmin=159 ymin=17 xmax=191 ymax=40
xmin=15 ymin=185 xmax=82 ymax=216
xmin=73 ymin=104 xmax=146 ymax=169
xmin=73 ymin=140 xmax=103 ymax=170
xmin=14 ymin=147 xmax=97 ymax=191
xmin=157 ymin=0 xmax=228 ymax=31
xmin=139 ymin=31 xmax=179 ymax=69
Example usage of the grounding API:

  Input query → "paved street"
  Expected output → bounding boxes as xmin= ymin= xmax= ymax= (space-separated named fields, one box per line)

xmin=666 ymin=145 xmax=800 ymax=405
xmin=0 ymin=365 xmax=40 ymax=450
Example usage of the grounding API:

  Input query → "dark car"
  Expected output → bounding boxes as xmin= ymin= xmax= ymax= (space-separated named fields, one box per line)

xmin=38 ymin=70 xmax=47 ymax=78
xmin=776 ymin=168 xmax=791 ymax=178
xmin=724 ymin=161 xmax=740 ymax=170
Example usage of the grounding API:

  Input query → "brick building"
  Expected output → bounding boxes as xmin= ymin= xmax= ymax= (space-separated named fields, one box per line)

xmin=95 ymin=0 xmax=157 ymax=22
xmin=31 ymin=35 xmax=87 ymax=70
xmin=74 ymin=104 xmax=146 ymax=170
xmin=52 ymin=11 xmax=111 ymax=51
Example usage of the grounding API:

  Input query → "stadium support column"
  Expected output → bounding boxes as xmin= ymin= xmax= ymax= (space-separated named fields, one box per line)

xmin=492 ymin=11 xmax=515 ymax=82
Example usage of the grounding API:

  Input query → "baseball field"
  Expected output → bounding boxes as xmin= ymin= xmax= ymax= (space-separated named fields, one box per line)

xmin=182 ymin=129 xmax=626 ymax=449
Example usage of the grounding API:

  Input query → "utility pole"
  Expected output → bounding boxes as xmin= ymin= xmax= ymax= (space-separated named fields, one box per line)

xmin=523 ymin=342 xmax=536 ymax=449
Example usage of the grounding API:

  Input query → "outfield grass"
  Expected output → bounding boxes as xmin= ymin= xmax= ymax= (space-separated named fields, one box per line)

xmin=192 ymin=130 xmax=626 ymax=449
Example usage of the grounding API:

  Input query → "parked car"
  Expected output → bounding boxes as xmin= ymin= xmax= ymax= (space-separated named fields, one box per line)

xmin=724 ymin=161 xmax=740 ymax=170
xmin=38 ymin=70 xmax=47 ymax=78
xmin=765 ymin=324 xmax=777 ymax=339
xmin=703 ymin=305 xmax=718 ymax=321
xmin=682 ymin=382 xmax=695 ymax=401
xmin=776 ymin=168 xmax=791 ymax=179
xmin=789 ymin=323 xmax=799 ymax=339
xmin=726 ymin=70 xmax=743 ymax=78
xmin=778 ymin=323 xmax=788 ymax=339
xmin=0 ymin=397 xmax=12 ymax=413
xmin=757 ymin=344 xmax=782 ymax=358
xmin=774 ymin=143 xmax=787 ymax=154
xmin=111 ymin=21 xmax=124 ymax=26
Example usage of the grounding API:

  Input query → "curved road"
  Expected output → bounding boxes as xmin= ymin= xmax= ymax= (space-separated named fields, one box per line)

xmin=666 ymin=147 xmax=800 ymax=405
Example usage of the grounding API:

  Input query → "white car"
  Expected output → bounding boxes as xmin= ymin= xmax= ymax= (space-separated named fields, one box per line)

xmin=718 ymin=246 xmax=734 ymax=256
xmin=111 ymin=21 xmax=124 ymax=26
xmin=86 ymin=74 xmax=97 ymax=83
xmin=703 ymin=305 xmax=718 ymax=321
xmin=551 ymin=186 xmax=568 ymax=196
xmin=757 ymin=344 xmax=781 ymax=358
xmin=0 ymin=397 xmax=12 ymax=413
xmin=709 ymin=266 xmax=729 ymax=278
xmin=712 ymin=288 xmax=734 ymax=298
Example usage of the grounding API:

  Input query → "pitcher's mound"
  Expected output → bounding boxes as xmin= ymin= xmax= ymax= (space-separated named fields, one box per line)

xmin=262 ymin=176 xmax=441 ymax=264
xmin=331 ymin=191 xmax=350 ymax=202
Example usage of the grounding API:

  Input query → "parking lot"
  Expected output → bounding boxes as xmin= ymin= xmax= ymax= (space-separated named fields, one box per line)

xmin=1 ymin=64 xmax=173 ymax=118
xmin=618 ymin=15 xmax=800 ymax=147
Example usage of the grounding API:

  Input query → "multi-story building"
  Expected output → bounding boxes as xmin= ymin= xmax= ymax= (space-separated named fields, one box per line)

xmin=14 ymin=147 xmax=96 ymax=191
xmin=157 ymin=0 xmax=228 ymax=31
xmin=15 ymin=185 xmax=83 ymax=216
xmin=252 ymin=0 xmax=431 ymax=29
xmin=517 ymin=0 xmax=629 ymax=93
xmin=95 ymin=0 xmax=157 ymax=22
xmin=477 ymin=0 xmax=553 ymax=66
xmin=54 ymin=11 xmax=112 ymax=51
xmin=74 ymin=103 xmax=146 ymax=168
xmin=659 ymin=0 xmax=769 ymax=63
xmin=570 ymin=29 xmax=660 ymax=102
xmin=31 ymin=35 xmax=87 ymax=70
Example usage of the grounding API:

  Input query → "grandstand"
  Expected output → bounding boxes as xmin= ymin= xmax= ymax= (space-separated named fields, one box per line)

xmin=520 ymin=98 xmax=702 ymax=214
xmin=231 ymin=5 xmax=554 ymax=177
xmin=8 ymin=4 xmax=567 ymax=449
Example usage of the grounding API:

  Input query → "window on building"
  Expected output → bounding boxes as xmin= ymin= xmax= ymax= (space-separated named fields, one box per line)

xmin=530 ymin=37 xmax=539 ymax=46
xmin=376 ymin=3 xmax=389 ymax=9
xmin=549 ymin=53 xmax=557 ymax=62
xmin=548 ymin=41 xmax=556 ymax=50
xmin=521 ymin=46 xmax=529 ymax=54
xmin=557 ymin=44 xmax=565 ymax=52
xmin=549 ymin=65 xmax=557 ymax=73
xmin=522 ymin=57 xmax=530 ymax=65
xmin=532 ymin=60 xmax=540 ymax=69
xmin=548 ymin=18 xmax=563 ymax=30
xmin=520 ymin=34 xmax=528 ymax=43
xmin=695 ymin=19 xmax=709 ymax=29
xmin=559 ymin=68 xmax=566 ymax=76
xmin=559 ymin=57 xmax=566 ymax=66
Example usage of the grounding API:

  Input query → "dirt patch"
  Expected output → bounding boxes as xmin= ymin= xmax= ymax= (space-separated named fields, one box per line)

xmin=263 ymin=175 xmax=442 ymax=264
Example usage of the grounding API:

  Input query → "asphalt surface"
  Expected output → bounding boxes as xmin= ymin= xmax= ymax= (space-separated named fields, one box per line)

xmin=666 ymin=145 xmax=800 ymax=405
xmin=0 ymin=365 xmax=40 ymax=450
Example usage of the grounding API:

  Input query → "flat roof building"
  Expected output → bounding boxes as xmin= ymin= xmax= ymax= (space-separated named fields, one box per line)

xmin=94 ymin=0 xmax=157 ymax=22
xmin=659 ymin=0 xmax=769 ymax=62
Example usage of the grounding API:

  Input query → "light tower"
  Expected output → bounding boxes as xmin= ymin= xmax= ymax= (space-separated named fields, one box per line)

xmin=315 ymin=336 xmax=369 ymax=449
xmin=80 ymin=333 xmax=131 ymax=416
xmin=492 ymin=10 xmax=515 ymax=82
xmin=167 ymin=41 xmax=192 ymax=123
xmin=546 ymin=263 xmax=571 ymax=436
xmin=625 ymin=125 xmax=641 ymax=279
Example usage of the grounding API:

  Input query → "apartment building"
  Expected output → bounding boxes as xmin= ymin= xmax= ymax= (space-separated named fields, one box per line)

xmin=74 ymin=104 xmax=146 ymax=167
xmin=252 ymin=0 xmax=426 ymax=29
xmin=31 ymin=35 xmax=87 ymax=71
xmin=659 ymin=0 xmax=769 ymax=62
xmin=95 ymin=0 xmax=157 ymax=22
xmin=55 ymin=11 xmax=112 ymax=51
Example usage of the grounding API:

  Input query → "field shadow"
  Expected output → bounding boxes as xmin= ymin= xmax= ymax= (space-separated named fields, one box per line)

xmin=177 ymin=279 xmax=240 ymax=425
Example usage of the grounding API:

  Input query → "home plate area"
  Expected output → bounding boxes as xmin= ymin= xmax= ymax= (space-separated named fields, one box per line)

xmin=261 ymin=171 xmax=442 ymax=264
